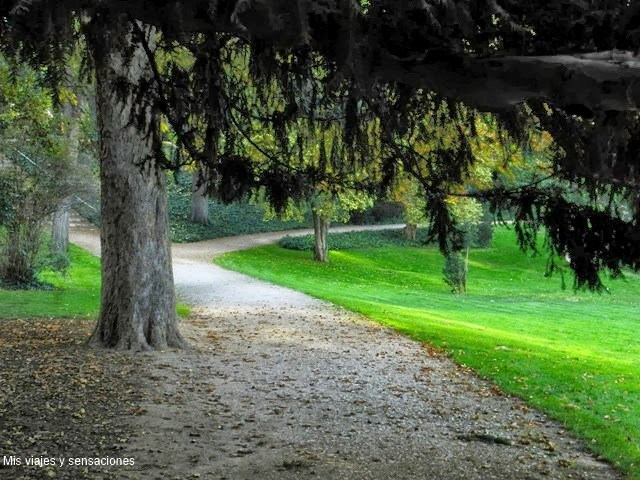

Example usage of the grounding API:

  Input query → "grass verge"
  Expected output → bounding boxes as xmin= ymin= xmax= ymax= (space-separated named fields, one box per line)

xmin=216 ymin=227 xmax=640 ymax=478
xmin=0 ymin=244 xmax=191 ymax=320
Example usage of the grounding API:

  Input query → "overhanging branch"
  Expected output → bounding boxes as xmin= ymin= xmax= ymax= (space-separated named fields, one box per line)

xmin=372 ymin=51 xmax=640 ymax=113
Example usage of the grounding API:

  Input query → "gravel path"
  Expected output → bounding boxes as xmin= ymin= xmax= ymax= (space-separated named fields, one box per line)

xmin=69 ymin=225 xmax=620 ymax=480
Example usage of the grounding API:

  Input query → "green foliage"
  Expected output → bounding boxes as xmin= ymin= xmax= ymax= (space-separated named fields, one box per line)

xmin=473 ymin=205 xmax=495 ymax=248
xmin=312 ymin=190 xmax=374 ymax=225
xmin=280 ymin=228 xmax=432 ymax=251
xmin=396 ymin=180 xmax=427 ymax=226
xmin=217 ymin=227 xmax=640 ymax=478
xmin=350 ymin=201 xmax=404 ymax=225
xmin=167 ymin=172 xmax=313 ymax=243
xmin=0 ymin=166 xmax=59 ymax=288
xmin=447 ymin=197 xmax=484 ymax=225
xmin=0 ymin=58 xmax=89 ymax=287
xmin=176 ymin=304 xmax=192 ymax=318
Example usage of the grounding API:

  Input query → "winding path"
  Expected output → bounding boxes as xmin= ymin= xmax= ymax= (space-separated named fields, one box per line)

xmin=70 ymin=224 xmax=620 ymax=480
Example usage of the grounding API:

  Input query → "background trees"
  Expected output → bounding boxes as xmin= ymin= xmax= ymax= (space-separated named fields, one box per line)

xmin=0 ymin=59 xmax=88 ymax=287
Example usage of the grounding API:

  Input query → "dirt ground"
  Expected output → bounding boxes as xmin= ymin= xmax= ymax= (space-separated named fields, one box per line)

xmin=0 ymin=319 xmax=145 ymax=480
xmin=0 ymin=226 xmax=622 ymax=479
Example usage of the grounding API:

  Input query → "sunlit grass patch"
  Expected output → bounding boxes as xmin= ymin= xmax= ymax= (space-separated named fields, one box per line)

xmin=0 ymin=244 xmax=190 ymax=320
xmin=216 ymin=227 xmax=640 ymax=478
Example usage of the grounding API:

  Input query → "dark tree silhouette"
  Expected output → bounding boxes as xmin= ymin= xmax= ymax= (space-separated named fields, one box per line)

xmin=2 ymin=1 xmax=640 ymax=348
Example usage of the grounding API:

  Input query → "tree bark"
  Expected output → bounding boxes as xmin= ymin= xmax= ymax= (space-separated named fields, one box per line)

xmin=190 ymin=170 xmax=210 ymax=225
xmin=403 ymin=223 xmax=417 ymax=241
xmin=86 ymin=17 xmax=186 ymax=351
xmin=313 ymin=210 xmax=330 ymax=262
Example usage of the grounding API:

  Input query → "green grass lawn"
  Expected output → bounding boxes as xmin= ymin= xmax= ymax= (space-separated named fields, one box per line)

xmin=0 ymin=245 xmax=101 ymax=319
xmin=216 ymin=228 xmax=640 ymax=478
xmin=0 ymin=244 xmax=190 ymax=319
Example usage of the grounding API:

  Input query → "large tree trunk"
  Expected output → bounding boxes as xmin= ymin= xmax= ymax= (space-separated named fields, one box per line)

xmin=86 ymin=17 xmax=186 ymax=351
xmin=403 ymin=223 xmax=417 ymax=241
xmin=190 ymin=170 xmax=210 ymax=225
xmin=313 ymin=210 xmax=330 ymax=263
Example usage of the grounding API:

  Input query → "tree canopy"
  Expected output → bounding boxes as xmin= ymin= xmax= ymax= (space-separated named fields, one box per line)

xmin=3 ymin=0 xmax=640 ymax=290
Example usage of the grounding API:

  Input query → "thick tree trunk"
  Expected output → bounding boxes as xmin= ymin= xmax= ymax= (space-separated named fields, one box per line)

xmin=313 ymin=211 xmax=330 ymax=263
xmin=404 ymin=223 xmax=417 ymax=241
xmin=87 ymin=18 xmax=186 ymax=351
xmin=51 ymin=198 xmax=71 ymax=254
xmin=190 ymin=170 xmax=210 ymax=225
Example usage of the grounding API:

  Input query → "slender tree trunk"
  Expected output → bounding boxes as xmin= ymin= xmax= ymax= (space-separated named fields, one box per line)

xmin=313 ymin=210 xmax=330 ymax=262
xmin=86 ymin=17 xmax=186 ymax=351
xmin=190 ymin=170 xmax=210 ymax=225
xmin=51 ymin=198 xmax=71 ymax=254
xmin=51 ymin=100 xmax=81 ymax=255
xmin=404 ymin=223 xmax=417 ymax=241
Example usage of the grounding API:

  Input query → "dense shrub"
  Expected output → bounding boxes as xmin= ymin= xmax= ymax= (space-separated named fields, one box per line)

xmin=349 ymin=200 xmax=404 ymax=225
xmin=167 ymin=172 xmax=313 ymax=243
xmin=280 ymin=228 xmax=432 ymax=251
xmin=471 ymin=206 xmax=495 ymax=248
xmin=0 ymin=60 xmax=92 ymax=288
xmin=0 ymin=163 xmax=73 ymax=288
xmin=443 ymin=251 xmax=467 ymax=294
xmin=474 ymin=221 xmax=494 ymax=248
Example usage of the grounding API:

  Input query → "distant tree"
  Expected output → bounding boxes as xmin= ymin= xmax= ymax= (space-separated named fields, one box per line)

xmin=392 ymin=176 xmax=426 ymax=241
xmin=50 ymin=85 xmax=84 ymax=255
xmin=441 ymin=197 xmax=484 ymax=294
xmin=310 ymin=190 xmax=373 ymax=262
xmin=190 ymin=167 xmax=211 ymax=225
